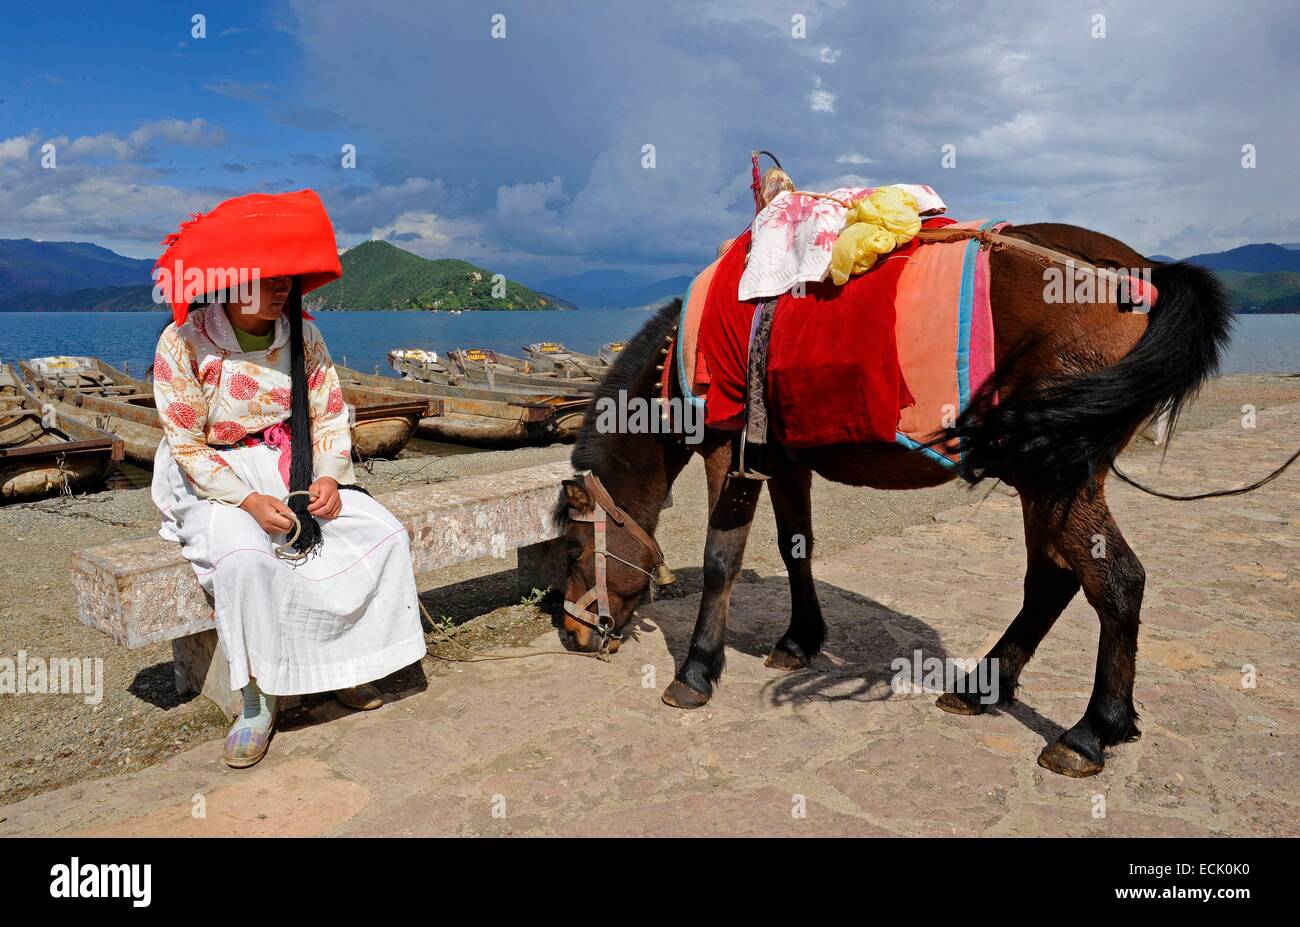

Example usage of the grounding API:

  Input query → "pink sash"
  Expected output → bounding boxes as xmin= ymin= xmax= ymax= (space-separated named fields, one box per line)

xmin=238 ymin=420 xmax=293 ymax=490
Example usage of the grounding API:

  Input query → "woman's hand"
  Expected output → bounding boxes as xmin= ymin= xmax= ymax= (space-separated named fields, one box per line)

xmin=307 ymin=476 xmax=342 ymax=519
xmin=239 ymin=492 xmax=296 ymax=535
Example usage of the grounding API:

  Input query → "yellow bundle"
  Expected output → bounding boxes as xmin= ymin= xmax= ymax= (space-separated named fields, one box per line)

xmin=828 ymin=186 xmax=922 ymax=285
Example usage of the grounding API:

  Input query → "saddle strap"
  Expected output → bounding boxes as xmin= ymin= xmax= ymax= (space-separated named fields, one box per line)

xmin=745 ymin=299 xmax=778 ymax=448
xmin=916 ymin=225 xmax=1156 ymax=311
xmin=915 ymin=227 xmax=1145 ymax=287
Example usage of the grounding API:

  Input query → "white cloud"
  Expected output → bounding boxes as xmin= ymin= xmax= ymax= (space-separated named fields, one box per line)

xmin=327 ymin=177 xmax=444 ymax=231
xmin=808 ymin=82 xmax=836 ymax=113
xmin=0 ymin=120 xmax=232 ymax=257
xmin=495 ymin=176 xmax=568 ymax=224
xmin=0 ymin=132 xmax=40 ymax=165
xmin=368 ymin=210 xmax=456 ymax=251
xmin=0 ymin=169 xmax=216 ymax=253
xmin=55 ymin=119 xmax=226 ymax=162
xmin=955 ymin=112 xmax=1046 ymax=161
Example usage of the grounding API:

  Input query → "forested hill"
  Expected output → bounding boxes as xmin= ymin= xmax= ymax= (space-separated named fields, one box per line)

xmin=306 ymin=240 xmax=570 ymax=310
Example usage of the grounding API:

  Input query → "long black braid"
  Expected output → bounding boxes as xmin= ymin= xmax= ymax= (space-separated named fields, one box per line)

xmin=284 ymin=278 xmax=323 ymax=554
xmin=283 ymin=278 xmax=370 ymax=556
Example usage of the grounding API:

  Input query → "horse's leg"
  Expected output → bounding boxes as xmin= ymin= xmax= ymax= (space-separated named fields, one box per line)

xmin=937 ymin=496 xmax=1081 ymax=714
xmin=1036 ymin=489 xmax=1145 ymax=777
xmin=662 ymin=444 xmax=762 ymax=709
xmin=764 ymin=463 xmax=825 ymax=671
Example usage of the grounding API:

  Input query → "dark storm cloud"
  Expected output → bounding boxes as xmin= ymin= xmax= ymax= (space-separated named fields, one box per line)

xmin=284 ymin=0 xmax=1300 ymax=269
xmin=4 ymin=1 xmax=1296 ymax=271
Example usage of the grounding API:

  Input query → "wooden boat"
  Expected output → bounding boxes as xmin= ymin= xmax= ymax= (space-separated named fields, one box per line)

xmin=387 ymin=348 xmax=450 ymax=377
xmin=25 ymin=355 xmax=148 ymax=394
xmin=387 ymin=351 xmax=594 ymax=408
xmin=521 ymin=341 xmax=573 ymax=371
xmin=388 ymin=345 xmax=598 ymax=393
xmin=22 ymin=358 xmax=162 ymax=465
xmin=338 ymin=364 xmax=587 ymax=448
xmin=523 ymin=341 xmax=608 ymax=378
xmin=599 ymin=341 xmax=627 ymax=365
xmin=333 ymin=387 xmax=429 ymax=460
xmin=22 ymin=357 xmax=428 ymax=465
xmin=446 ymin=348 xmax=598 ymax=392
xmin=563 ymin=352 xmax=609 ymax=378
xmin=0 ymin=364 xmax=123 ymax=502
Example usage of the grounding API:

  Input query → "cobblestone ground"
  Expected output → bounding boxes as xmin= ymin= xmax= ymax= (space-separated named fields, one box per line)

xmin=2 ymin=404 xmax=1295 ymax=836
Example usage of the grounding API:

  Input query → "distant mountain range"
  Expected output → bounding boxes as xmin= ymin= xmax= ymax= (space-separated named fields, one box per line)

xmin=1178 ymin=243 xmax=1300 ymax=274
xmin=0 ymin=239 xmax=153 ymax=296
xmin=525 ymin=269 xmax=694 ymax=310
xmin=2 ymin=236 xmax=1299 ymax=313
xmin=0 ymin=238 xmax=573 ymax=312
xmin=1152 ymin=244 xmax=1300 ymax=312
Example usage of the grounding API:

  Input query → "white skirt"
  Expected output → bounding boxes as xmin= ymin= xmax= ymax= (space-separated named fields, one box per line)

xmin=151 ymin=441 xmax=427 ymax=696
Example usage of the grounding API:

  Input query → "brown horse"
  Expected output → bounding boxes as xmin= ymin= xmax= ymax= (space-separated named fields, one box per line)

xmin=555 ymin=223 xmax=1234 ymax=777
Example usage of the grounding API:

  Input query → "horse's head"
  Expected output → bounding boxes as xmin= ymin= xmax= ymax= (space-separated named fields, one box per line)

xmin=559 ymin=473 xmax=674 ymax=654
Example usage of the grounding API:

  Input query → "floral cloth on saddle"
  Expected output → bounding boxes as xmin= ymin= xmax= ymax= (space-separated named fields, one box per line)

xmin=737 ymin=183 xmax=947 ymax=301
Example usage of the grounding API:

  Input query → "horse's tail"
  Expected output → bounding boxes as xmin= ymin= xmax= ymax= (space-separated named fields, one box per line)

xmin=949 ymin=261 xmax=1234 ymax=494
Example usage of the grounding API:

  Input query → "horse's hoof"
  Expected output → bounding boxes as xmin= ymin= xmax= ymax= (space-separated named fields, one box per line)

xmin=662 ymin=679 xmax=710 ymax=710
xmin=936 ymin=692 xmax=986 ymax=716
xmin=1037 ymin=740 xmax=1105 ymax=778
xmin=764 ymin=646 xmax=808 ymax=672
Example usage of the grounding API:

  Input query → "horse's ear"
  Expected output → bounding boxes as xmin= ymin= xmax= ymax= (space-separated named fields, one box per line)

xmin=563 ymin=478 xmax=592 ymax=513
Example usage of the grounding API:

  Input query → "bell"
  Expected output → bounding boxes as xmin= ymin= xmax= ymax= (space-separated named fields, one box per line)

xmin=654 ymin=563 xmax=677 ymax=586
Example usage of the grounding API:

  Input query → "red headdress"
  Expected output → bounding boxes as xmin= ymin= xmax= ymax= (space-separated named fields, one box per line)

xmin=152 ymin=189 xmax=342 ymax=325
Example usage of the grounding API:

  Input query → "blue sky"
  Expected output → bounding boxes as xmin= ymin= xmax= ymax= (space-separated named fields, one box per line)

xmin=2 ymin=0 xmax=1298 ymax=284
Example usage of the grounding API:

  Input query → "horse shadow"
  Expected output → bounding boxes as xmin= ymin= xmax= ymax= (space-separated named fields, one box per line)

xmin=627 ymin=568 xmax=948 ymax=705
xmin=634 ymin=567 xmax=1069 ymax=743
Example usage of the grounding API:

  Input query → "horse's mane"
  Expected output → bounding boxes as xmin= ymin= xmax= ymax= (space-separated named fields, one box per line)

xmin=569 ymin=298 xmax=681 ymax=473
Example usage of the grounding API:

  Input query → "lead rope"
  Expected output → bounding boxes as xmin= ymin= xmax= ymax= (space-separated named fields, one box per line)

xmin=420 ymin=541 xmax=663 ymax=665
xmin=418 ymin=599 xmax=608 ymax=664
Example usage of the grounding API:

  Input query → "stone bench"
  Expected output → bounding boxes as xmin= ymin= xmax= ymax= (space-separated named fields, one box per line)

xmin=71 ymin=461 xmax=572 ymax=717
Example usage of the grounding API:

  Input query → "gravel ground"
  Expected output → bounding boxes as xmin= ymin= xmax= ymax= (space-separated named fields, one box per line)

xmin=1 ymin=373 xmax=1296 ymax=805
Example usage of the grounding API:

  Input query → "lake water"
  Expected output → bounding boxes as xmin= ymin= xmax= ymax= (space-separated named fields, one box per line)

xmin=0 ymin=309 xmax=653 ymax=379
xmin=0 ymin=309 xmax=1296 ymax=378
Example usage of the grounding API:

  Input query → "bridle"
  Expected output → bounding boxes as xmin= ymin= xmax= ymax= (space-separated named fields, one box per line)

xmin=563 ymin=472 xmax=673 ymax=655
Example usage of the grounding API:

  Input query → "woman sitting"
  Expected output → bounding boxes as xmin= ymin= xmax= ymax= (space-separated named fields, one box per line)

xmin=150 ymin=190 xmax=426 ymax=769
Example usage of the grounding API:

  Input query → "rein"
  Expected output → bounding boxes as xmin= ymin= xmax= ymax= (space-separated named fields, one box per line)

xmin=563 ymin=471 xmax=671 ymax=657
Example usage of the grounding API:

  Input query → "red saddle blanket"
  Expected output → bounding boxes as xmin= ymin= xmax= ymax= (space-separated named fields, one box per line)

xmin=676 ymin=216 xmax=1002 ymax=460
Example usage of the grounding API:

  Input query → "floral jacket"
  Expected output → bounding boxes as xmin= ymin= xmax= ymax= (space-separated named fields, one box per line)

xmin=152 ymin=305 xmax=356 ymax=505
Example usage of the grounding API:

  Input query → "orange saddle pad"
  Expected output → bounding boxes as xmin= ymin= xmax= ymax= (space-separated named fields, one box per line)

xmin=675 ymin=218 xmax=1006 ymax=468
